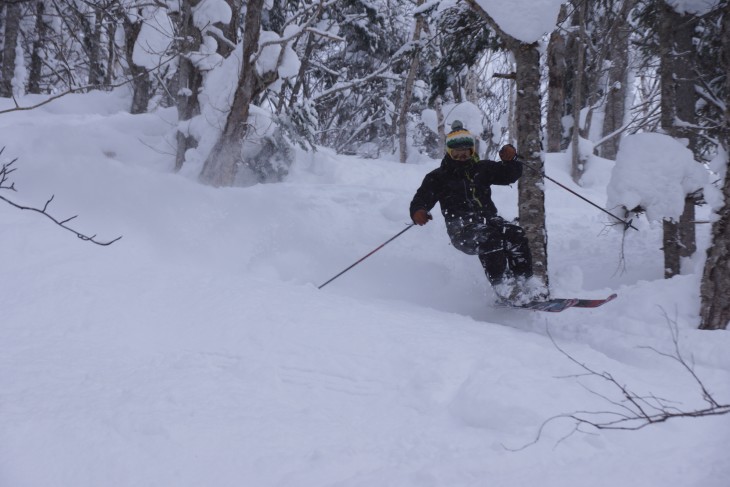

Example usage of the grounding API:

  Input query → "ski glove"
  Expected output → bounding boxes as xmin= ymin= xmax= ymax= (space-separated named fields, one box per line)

xmin=499 ymin=144 xmax=517 ymax=162
xmin=412 ymin=209 xmax=432 ymax=226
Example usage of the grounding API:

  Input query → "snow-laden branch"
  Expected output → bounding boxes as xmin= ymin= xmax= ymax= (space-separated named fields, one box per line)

xmin=251 ymin=0 xmax=339 ymax=65
xmin=694 ymin=78 xmax=727 ymax=113
xmin=312 ymin=64 xmax=395 ymax=101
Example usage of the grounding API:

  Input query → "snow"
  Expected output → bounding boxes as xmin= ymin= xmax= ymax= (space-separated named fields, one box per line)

xmin=421 ymin=101 xmax=484 ymax=142
xmin=606 ymin=133 xmax=709 ymax=223
xmin=1 ymin=90 xmax=729 ymax=487
xmin=472 ymin=0 xmax=565 ymax=43
xmin=193 ymin=0 xmax=232 ymax=31
xmin=132 ymin=7 xmax=175 ymax=70
xmin=258 ymin=29 xmax=302 ymax=81
xmin=666 ymin=0 xmax=721 ymax=15
xmin=181 ymin=43 xmax=241 ymax=176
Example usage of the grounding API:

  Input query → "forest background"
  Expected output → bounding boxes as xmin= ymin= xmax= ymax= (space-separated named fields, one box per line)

xmin=1 ymin=1 xmax=729 ymax=324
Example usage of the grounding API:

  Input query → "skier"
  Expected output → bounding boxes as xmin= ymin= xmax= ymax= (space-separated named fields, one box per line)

xmin=409 ymin=121 xmax=546 ymax=304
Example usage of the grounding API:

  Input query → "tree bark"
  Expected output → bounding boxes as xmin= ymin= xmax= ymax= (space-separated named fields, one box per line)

xmin=570 ymin=0 xmax=586 ymax=184
xmin=1 ymin=1 xmax=22 ymax=97
xmin=464 ymin=0 xmax=549 ymax=286
xmin=287 ymin=33 xmax=315 ymax=108
xmin=659 ymin=4 xmax=698 ymax=278
xmin=123 ymin=16 xmax=152 ymax=114
xmin=700 ymin=3 xmax=730 ymax=330
xmin=435 ymin=95 xmax=445 ymax=148
xmin=87 ymin=6 xmax=105 ymax=86
xmin=512 ymin=41 xmax=549 ymax=285
xmin=200 ymin=0 xmax=273 ymax=186
xmin=701 ymin=169 xmax=730 ymax=330
xmin=217 ymin=0 xmax=241 ymax=57
xmin=28 ymin=0 xmax=48 ymax=94
xmin=546 ymin=5 xmax=567 ymax=152
xmin=599 ymin=0 xmax=634 ymax=160
xmin=173 ymin=0 xmax=203 ymax=171
xmin=398 ymin=2 xmax=425 ymax=164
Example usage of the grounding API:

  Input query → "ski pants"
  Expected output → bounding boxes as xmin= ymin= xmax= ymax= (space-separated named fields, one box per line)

xmin=446 ymin=215 xmax=533 ymax=285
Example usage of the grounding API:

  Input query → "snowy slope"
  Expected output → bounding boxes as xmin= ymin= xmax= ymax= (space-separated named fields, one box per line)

xmin=1 ymin=90 xmax=729 ymax=487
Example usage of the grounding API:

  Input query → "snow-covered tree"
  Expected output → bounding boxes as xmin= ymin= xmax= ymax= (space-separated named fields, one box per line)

xmin=397 ymin=0 xmax=428 ymax=164
xmin=198 ymin=0 xmax=314 ymax=186
xmin=309 ymin=0 xmax=412 ymax=156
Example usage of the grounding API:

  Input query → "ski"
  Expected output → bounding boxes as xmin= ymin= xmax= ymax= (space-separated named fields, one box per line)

xmin=570 ymin=293 xmax=618 ymax=308
xmin=495 ymin=293 xmax=617 ymax=313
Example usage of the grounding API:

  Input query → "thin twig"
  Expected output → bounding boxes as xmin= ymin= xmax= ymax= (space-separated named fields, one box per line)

xmin=0 ymin=152 xmax=122 ymax=246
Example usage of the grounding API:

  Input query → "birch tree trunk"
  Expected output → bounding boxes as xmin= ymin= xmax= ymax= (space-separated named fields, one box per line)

xmin=700 ymin=3 xmax=730 ymax=330
xmin=1 ymin=1 xmax=21 ymax=98
xmin=512 ymin=41 xmax=549 ymax=284
xmin=398 ymin=2 xmax=425 ymax=164
xmin=200 ymin=0 xmax=275 ymax=186
xmin=464 ymin=0 xmax=549 ymax=286
xmin=546 ymin=4 xmax=568 ymax=153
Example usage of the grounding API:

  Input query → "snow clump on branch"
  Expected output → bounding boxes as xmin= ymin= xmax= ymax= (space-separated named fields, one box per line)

xmin=606 ymin=133 xmax=709 ymax=223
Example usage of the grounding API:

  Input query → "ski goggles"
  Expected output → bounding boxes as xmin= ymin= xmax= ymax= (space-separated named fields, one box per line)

xmin=447 ymin=147 xmax=475 ymax=160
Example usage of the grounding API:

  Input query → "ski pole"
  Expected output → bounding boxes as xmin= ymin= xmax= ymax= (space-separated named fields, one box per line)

xmin=318 ymin=223 xmax=415 ymax=289
xmin=518 ymin=158 xmax=638 ymax=231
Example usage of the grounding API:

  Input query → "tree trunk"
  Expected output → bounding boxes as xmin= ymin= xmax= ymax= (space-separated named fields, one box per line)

xmin=434 ymin=95 xmax=445 ymax=148
xmin=512 ymin=41 xmax=549 ymax=285
xmin=463 ymin=0 xmax=549 ymax=287
xmin=174 ymin=0 xmax=203 ymax=171
xmin=124 ymin=17 xmax=152 ymax=114
xmin=546 ymin=4 xmax=567 ymax=153
xmin=1 ymin=1 xmax=22 ymax=97
xmin=104 ymin=18 xmax=116 ymax=87
xmin=701 ymin=167 xmax=730 ymax=330
xmin=599 ymin=0 xmax=634 ymax=160
xmin=398 ymin=2 xmax=425 ymax=164
xmin=28 ymin=0 xmax=48 ymax=94
xmin=570 ymin=0 xmax=586 ymax=184
xmin=200 ymin=0 xmax=271 ymax=186
xmin=217 ymin=0 xmax=241 ymax=57
xmin=287 ymin=33 xmax=315 ymax=107
xmin=660 ymin=4 xmax=698 ymax=278
xmin=88 ymin=7 xmax=105 ymax=86
xmin=700 ymin=3 xmax=730 ymax=330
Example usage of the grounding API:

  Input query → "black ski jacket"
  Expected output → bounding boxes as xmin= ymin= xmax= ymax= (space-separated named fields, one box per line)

xmin=409 ymin=155 xmax=523 ymax=222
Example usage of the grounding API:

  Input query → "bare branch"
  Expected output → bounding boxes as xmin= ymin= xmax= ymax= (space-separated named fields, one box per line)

xmin=549 ymin=323 xmax=729 ymax=430
xmin=0 ymin=151 xmax=122 ymax=246
xmin=508 ymin=323 xmax=730 ymax=451
xmin=0 ymin=52 xmax=179 ymax=116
